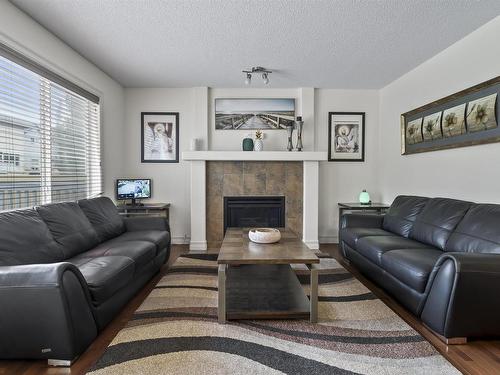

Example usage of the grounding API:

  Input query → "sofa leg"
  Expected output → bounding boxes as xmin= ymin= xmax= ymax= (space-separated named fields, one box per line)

xmin=47 ymin=359 xmax=74 ymax=367
xmin=424 ymin=324 xmax=467 ymax=345
xmin=443 ymin=337 xmax=467 ymax=345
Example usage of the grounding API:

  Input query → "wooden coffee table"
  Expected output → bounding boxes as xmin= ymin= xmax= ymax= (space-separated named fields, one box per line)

xmin=217 ymin=228 xmax=320 ymax=323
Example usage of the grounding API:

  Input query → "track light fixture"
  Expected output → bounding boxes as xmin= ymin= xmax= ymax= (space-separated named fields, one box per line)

xmin=262 ymin=73 xmax=269 ymax=85
xmin=242 ymin=66 xmax=272 ymax=85
xmin=244 ymin=73 xmax=252 ymax=85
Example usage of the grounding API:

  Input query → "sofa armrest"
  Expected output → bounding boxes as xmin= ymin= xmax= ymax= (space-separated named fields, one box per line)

xmin=421 ymin=252 xmax=500 ymax=338
xmin=124 ymin=216 xmax=170 ymax=233
xmin=0 ymin=262 xmax=97 ymax=361
xmin=340 ymin=213 xmax=384 ymax=229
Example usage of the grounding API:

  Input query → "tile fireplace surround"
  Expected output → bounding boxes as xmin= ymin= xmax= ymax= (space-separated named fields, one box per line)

xmin=207 ymin=161 xmax=302 ymax=248
xmin=182 ymin=151 xmax=327 ymax=251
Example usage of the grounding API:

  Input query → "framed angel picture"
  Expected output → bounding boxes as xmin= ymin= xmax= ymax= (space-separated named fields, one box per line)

xmin=141 ymin=112 xmax=179 ymax=163
xmin=328 ymin=112 xmax=365 ymax=162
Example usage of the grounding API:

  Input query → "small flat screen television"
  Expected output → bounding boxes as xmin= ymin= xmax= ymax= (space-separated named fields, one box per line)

xmin=116 ymin=179 xmax=151 ymax=205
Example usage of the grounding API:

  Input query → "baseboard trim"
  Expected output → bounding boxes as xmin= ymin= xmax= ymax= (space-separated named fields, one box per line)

xmin=183 ymin=236 xmax=338 ymax=248
xmin=190 ymin=240 xmax=207 ymax=251
xmin=172 ymin=236 xmax=190 ymax=245
xmin=319 ymin=236 xmax=338 ymax=244
xmin=303 ymin=240 xmax=320 ymax=250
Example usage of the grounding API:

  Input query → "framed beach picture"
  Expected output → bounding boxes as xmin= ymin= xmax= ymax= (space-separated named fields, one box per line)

xmin=328 ymin=112 xmax=365 ymax=162
xmin=141 ymin=112 xmax=179 ymax=163
xmin=215 ymin=98 xmax=295 ymax=130
xmin=401 ymin=76 xmax=500 ymax=155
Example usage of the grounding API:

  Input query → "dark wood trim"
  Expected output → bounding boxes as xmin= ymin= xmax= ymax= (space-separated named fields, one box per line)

xmin=328 ymin=111 xmax=365 ymax=162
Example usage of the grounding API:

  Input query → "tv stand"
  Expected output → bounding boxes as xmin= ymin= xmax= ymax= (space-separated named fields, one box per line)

xmin=117 ymin=202 xmax=170 ymax=221
xmin=127 ymin=198 xmax=144 ymax=206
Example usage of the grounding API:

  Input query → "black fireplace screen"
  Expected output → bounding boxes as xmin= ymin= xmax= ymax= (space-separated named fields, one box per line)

xmin=223 ymin=196 xmax=285 ymax=234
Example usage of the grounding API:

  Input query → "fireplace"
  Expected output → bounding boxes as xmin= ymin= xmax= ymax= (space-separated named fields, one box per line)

xmin=223 ymin=196 xmax=285 ymax=234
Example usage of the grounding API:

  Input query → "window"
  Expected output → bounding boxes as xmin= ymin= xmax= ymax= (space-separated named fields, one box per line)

xmin=0 ymin=44 xmax=101 ymax=210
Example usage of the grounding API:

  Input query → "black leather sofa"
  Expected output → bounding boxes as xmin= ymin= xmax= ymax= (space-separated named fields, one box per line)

xmin=0 ymin=197 xmax=170 ymax=364
xmin=340 ymin=195 xmax=500 ymax=342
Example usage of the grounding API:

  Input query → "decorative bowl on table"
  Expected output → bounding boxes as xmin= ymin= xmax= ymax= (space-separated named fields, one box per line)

xmin=248 ymin=228 xmax=281 ymax=243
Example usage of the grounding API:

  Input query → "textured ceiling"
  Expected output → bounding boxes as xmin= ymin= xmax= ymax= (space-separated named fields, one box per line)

xmin=10 ymin=0 xmax=500 ymax=88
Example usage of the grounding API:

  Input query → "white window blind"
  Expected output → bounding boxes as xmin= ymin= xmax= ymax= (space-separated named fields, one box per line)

xmin=0 ymin=49 xmax=101 ymax=211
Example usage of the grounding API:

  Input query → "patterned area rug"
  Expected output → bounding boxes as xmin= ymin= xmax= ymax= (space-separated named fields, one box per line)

xmin=88 ymin=254 xmax=459 ymax=375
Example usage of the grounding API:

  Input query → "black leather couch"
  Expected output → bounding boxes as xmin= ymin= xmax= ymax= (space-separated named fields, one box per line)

xmin=341 ymin=195 xmax=500 ymax=341
xmin=0 ymin=197 xmax=170 ymax=364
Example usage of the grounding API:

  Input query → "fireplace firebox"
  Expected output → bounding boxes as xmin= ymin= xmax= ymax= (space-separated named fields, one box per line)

xmin=223 ymin=196 xmax=285 ymax=234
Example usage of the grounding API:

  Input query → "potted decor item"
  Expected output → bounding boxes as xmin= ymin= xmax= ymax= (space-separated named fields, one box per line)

xmin=254 ymin=129 xmax=264 ymax=151
xmin=242 ymin=134 xmax=254 ymax=151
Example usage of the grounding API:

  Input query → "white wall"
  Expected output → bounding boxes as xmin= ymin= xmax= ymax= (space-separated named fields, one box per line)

xmin=0 ymin=1 xmax=125 ymax=198
xmin=9 ymin=0 xmax=497 ymax=243
xmin=378 ymin=17 xmax=500 ymax=204
xmin=315 ymin=90 xmax=380 ymax=243
xmin=124 ymin=86 xmax=380 ymax=243
xmin=124 ymin=88 xmax=202 ymax=243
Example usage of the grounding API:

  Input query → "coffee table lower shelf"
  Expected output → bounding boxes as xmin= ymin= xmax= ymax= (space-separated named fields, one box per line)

xmin=218 ymin=264 xmax=316 ymax=322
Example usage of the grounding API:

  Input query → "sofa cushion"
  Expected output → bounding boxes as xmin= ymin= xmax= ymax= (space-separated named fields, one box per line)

xmin=356 ymin=236 xmax=432 ymax=266
xmin=113 ymin=231 xmax=170 ymax=254
xmin=0 ymin=209 xmax=64 ymax=266
xmin=341 ymin=227 xmax=396 ymax=249
xmin=383 ymin=196 xmax=429 ymax=237
xmin=410 ymin=198 xmax=471 ymax=250
xmin=78 ymin=197 xmax=125 ymax=242
xmin=70 ymin=256 xmax=135 ymax=304
xmin=381 ymin=249 xmax=442 ymax=293
xmin=445 ymin=204 xmax=500 ymax=253
xmin=75 ymin=240 xmax=156 ymax=271
xmin=36 ymin=202 xmax=100 ymax=258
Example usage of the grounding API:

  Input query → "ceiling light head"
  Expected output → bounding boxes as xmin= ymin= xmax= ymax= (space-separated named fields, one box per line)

xmin=262 ymin=73 xmax=269 ymax=85
xmin=242 ymin=66 xmax=272 ymax=85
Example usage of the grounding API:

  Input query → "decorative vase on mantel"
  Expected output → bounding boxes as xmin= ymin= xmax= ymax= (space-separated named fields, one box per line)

xmin=242 ymin=135 xmax=254 ymax=151
xmin=295 ymin=116 xmax=304 ymax=151
xmin=254 ymin=129 xmax=264 ymax=151
xmin=286 ymin=124 xmax=294 ymax=151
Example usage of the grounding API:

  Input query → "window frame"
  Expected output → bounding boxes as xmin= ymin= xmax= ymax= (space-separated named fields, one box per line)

xmin=0 ymin=42 xmax=102 ymax=210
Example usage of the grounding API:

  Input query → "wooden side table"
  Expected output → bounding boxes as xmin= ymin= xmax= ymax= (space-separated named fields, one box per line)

xmin=117 ymin=203 xmax=170 ymax=221
xmin=337 ymin=202 xmax=390 ymax=244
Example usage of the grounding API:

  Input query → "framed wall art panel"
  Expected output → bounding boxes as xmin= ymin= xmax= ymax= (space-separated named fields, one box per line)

xmin=401 ymin=76 xmax=500 ymax=155
xmin=328 ymin=112 xmax=365 ymax=162
xmin=215 ymin=98 xmax=295 ymax=130
xmin=141 ymin=112 xmax=179 ymax=163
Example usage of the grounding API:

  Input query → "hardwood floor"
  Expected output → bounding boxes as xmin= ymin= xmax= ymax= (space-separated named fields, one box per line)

xmin=1 ymin=244 xmax=499 ymax=375
xmin=0 ymin=245 xmax=189 ymax=375
xmin=321 ymin=244 xmax=500 ymax=375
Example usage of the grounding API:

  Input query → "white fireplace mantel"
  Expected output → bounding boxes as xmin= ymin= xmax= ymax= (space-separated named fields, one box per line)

xmin=182 ymin=151 xmax=327 ymax=161
xmin=183 ymin=151 xmax=327 ymax=251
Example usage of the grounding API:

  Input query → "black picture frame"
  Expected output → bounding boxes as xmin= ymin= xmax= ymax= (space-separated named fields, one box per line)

xmin=141 ymin=112 xmax=179 ymax=163
xmin=328 ymin=112 xmax=365 ymax=162
xmin=214 ymin=98 xmax=296 ymax=130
